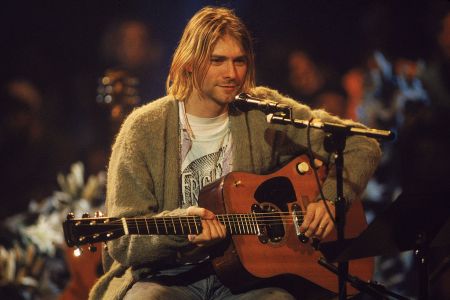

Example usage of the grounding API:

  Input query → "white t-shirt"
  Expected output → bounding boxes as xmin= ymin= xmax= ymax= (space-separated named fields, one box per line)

xmin=179 ymin=102 xmax=233 ymax=208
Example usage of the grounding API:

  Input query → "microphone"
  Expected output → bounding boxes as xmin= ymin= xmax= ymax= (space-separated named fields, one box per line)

xmin=234 ymin=93 xmax=291 ymax=115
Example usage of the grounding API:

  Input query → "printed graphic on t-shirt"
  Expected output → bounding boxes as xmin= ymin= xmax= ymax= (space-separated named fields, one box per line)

xmin=181 ymin=147 xmax=225 ymax=208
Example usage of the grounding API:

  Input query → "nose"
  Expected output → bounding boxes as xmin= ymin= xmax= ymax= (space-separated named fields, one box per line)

xmin=224 ymin=61 xmax=237 ymax=80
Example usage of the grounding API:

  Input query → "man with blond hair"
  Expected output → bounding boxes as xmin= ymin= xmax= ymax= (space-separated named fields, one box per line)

xmin=89 ymin=6 xmax=380 ymax=299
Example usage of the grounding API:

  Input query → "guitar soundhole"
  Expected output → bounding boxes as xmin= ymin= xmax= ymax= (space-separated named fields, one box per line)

xmin=259 ymin=203 xmax=285 ymax=244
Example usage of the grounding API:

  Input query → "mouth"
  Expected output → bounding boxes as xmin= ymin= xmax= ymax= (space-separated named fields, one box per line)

xmin=218 ymin=85 xmax=238 ymax=91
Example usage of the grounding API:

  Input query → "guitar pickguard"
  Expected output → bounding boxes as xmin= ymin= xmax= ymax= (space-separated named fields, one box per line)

xmin=254 ymin=176 xmax=297 ymax=210
xmin=252 ymin=176 xmax=297 ymax=244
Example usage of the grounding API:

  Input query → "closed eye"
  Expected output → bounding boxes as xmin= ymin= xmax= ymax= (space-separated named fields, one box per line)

xmin=211 ymin=56 xmax=226 ymax=64
xmin=210 ymin=56 xmax=247 ymax=66
xmin=234 ymin=57 xmax=247 ymax=66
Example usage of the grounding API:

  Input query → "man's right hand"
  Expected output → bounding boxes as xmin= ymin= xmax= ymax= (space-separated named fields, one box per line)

xmin=186 ymin=206 xmax=227 ymax=247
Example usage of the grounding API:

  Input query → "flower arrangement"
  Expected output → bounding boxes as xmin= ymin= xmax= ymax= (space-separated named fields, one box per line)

xmin=0 ymin=162 xmax=106 ymax=298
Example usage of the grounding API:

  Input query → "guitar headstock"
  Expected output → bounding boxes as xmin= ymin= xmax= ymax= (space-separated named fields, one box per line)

xmin=63 ymin=212 xmax=123 ymax=251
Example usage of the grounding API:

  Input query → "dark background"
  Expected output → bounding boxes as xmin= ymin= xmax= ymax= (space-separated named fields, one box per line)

xmin=1 ymin=0 xmax=439 ymax=87
xmin=0 ymin=1 xmax=449 ymax=298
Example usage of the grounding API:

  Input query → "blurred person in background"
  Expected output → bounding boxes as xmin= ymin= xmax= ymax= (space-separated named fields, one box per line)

xmin=342 ymin=68 xmax=365 ymax=121
xmin=420 ymin=10 xmax=450 ymax=110
xmin=74 ymin=19 xmax=164 ymax=176
xmin=313 ymin=87 xmax=348 ymax=119
xmin=287 ymin=50 xmax=348 ymax=118
xmin=286 ymin=50 xmax=326 ymax=106
xmin=99 ymin=19 xmax=164 ymax=103
xmin=0 ymin=79 xmax=73 ymax=219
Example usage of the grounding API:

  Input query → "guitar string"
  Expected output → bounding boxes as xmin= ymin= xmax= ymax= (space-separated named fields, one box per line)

xmin=74 ymin=220 xmax=305 ymax=229
xmin=125 ymin=218 xmax=304 ymax=224
xmin=71 ymin=212 xmax=310 ymax=241
xmin=71 ymin=215 xmax=309 ymax=241
xmin=76 ymin=219 xmax=303 ymax=226
xmin=74 ymin=216 xmax=306 ymax=227
xmin=74 ymin=211 xmax=307 ymax=219
xmin=73 ymin=220 xmax=306 ymax=241
xmin=69 ymin=211 xmax=307 ymax=223
xmin=74 ymin=213 xmax=308 ymax=226
xmin=74 ymin=211 xmax=307 ymax=222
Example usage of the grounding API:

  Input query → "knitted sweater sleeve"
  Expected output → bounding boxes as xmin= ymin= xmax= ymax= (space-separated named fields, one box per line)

xmin=250 ymin=86 xmax=382 ymax=204
xmin=104 ymin=104 xmax=189 ymax=269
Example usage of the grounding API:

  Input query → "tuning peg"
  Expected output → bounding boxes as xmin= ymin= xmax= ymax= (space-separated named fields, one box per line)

xmin=82 ymin=213 xmax=90 ymax=218
xmin=88 ymin=244 xmax=97 ymax=252
xmin=67 ymin=212 xmax=75 ymax=219
xmin=94 ymin=211 xmax=104 ymax=217
xmin=73 ymin=246 xmax=83 ymax=257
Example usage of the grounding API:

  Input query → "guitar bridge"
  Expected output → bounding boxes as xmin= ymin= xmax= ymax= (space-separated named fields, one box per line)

xmin=292 ymin=203 xmax=307 ymax=242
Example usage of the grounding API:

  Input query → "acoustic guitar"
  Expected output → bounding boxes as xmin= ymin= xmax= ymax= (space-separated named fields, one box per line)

xmin=63 ymin=155 xmax=373 ymax=294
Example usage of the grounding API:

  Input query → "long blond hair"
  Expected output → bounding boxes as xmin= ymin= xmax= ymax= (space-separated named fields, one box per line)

xmin=166 ymin=6 xmax=255 ymax=100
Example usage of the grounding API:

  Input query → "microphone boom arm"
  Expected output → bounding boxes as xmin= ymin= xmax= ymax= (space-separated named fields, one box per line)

xmin=234 ymin=93 xmax=394 ymax=141
xmin=269 ymin=115 xmax=395 ymax=141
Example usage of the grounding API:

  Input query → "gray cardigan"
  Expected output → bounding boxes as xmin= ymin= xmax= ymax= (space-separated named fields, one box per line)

xmin=89 ymin=87 xmax=381 ymax=299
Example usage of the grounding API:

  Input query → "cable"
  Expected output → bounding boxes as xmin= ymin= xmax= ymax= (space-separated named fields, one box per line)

xmin=306 ymin=118 xmax=336 ymax=226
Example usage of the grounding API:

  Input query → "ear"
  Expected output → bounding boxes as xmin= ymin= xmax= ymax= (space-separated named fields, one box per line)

xmin=185 ymin=64 xmax=193 ymax=73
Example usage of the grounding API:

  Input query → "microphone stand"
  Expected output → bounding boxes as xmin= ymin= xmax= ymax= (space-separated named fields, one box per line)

xmin=269 ymin=114 xmax=394 ymax=300
xmin=318 ymin=258 xmax=410 ymax=300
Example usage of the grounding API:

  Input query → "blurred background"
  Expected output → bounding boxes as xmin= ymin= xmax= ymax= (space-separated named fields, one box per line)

xmin=1 ymin=0 xmax=449 ymax=299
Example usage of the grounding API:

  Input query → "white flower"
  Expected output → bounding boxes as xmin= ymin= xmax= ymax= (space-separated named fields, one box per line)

xmin=21 ymin=213 xmax=65 ymax=256
xmin=71 ymin=162 xmax=85 ymax=188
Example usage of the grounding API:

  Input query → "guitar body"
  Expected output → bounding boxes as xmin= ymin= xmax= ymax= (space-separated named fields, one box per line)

xmin=59 ymin=243 xmax=102 ymax=300
xmin=198 ymin=155 xmax=373 ymax=294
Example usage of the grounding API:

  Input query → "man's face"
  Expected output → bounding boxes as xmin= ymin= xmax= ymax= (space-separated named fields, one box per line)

xmin=195 ymin=34 xmax=248 ymax=113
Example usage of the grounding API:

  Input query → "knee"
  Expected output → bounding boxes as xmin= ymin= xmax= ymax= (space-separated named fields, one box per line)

xmin=267 ymin=288 xmax=295 ymax=300
xmin=254 ymin=287 xmax=296 ymax=300
xmin=123 ymin=282 xmax=172 ymax=300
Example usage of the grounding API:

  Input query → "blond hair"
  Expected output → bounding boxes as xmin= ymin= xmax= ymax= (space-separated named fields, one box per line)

xmin=166 ymin=6 xmax=255 ymax=100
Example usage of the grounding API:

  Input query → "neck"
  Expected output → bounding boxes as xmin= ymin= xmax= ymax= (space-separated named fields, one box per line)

xmin=185 ymin=91 xmax=229 ymax=118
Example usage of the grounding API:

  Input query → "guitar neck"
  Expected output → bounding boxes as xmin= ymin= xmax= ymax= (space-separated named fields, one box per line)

xmin=123 ymin=213 xmax=289 ymax=236
xmin=63 ymin=211 xmax=302 ymax=247
xmin=123 ymin=216 xmax=203 ymax=235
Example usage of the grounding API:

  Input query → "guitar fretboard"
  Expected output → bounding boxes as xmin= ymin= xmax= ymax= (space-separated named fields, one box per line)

xmin=123 ymin=212 xmax=303 ymax=236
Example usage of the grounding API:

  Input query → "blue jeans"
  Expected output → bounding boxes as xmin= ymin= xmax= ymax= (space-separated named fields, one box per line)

xmin=123 ymin=263 xmax=295 ymax=300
